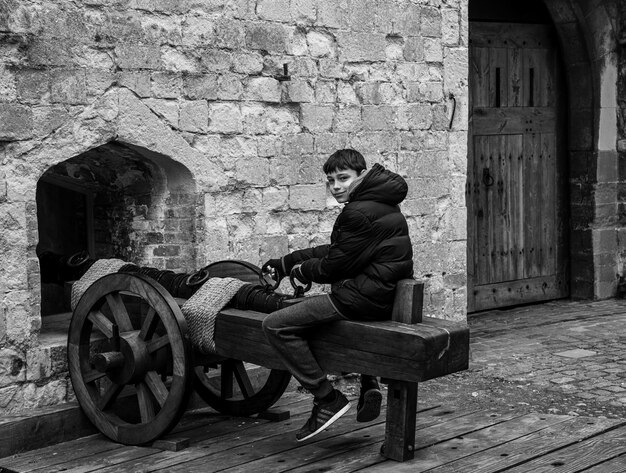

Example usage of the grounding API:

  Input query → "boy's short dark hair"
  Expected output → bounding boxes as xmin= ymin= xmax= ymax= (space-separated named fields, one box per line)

xmin=323 ymin=149 xmax=367 ymax=175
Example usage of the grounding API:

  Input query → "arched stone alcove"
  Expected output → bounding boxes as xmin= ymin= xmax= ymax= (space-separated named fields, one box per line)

xmin=36 ymin=141 xmax=199 ymax=316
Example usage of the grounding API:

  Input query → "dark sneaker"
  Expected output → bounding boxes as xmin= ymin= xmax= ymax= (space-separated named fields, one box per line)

xmin=356 ymin=386 xmax=382 ymax=422
xmin=296 ymin=391 xmax=351 ymax=442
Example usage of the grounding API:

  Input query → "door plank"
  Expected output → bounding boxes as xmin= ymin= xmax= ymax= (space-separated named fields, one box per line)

xmin=472 ymin=107 xmax=556 ymax=135
xmin=473 ymin=274 xmax=569 ymax=310
xmin=471 ymin=47 xmax=491 ymax=108
xmin=470 ymin=22 xmax=555 ymax=48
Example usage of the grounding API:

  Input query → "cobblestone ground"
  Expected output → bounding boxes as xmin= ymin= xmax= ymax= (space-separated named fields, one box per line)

xmin=417 ymin=299 xmax=626 ymax=419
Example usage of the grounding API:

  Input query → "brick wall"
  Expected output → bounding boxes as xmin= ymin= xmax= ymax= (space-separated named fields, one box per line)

xmin=0 ymin=0 xmax=468 ymax=412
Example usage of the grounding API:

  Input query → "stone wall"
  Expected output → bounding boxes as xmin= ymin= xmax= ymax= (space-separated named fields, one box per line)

xmin=0 ymin=0 xmax=468 ymax=412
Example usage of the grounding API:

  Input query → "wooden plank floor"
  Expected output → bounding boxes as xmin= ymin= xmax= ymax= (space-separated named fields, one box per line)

xmin=1 ymin=391 xmax=625 ymax=473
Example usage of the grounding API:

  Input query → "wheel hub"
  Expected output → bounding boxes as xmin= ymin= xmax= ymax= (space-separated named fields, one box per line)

xmin=92 ymin=332 xmax=151 ymax=385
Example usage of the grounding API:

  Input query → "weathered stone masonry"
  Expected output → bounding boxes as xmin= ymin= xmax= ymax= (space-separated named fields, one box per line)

xmin=0 ymin=0 xmax=468 ymax=412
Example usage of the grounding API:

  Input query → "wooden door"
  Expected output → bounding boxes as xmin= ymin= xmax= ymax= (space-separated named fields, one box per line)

xmin=467 ymin=22 xmax=569 ymax=312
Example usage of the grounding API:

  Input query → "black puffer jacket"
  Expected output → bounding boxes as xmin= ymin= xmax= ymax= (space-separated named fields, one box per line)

xmin=282 ymin=163 xmax=414 ymax=320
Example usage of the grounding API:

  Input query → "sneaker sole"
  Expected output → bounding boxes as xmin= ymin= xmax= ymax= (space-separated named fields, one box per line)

xmin=356 ymin=389 xmax=382 ymax=422
xmin=296 ymin=401 xmax=352 ymax=442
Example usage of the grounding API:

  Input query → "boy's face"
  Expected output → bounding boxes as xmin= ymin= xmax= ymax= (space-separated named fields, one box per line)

xmin=326 ymin=168 xmax=362 ymax=204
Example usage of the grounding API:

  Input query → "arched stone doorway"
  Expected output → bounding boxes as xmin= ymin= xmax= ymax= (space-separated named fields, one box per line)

xmin=467 ymin=0 xmax=619 ymax=311
xmin=36 ymin=141 xmax=198 ymax=316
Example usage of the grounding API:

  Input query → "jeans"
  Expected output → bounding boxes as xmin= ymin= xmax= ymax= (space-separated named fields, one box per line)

xmin=262 ymin=294 xmax=345 ymax=399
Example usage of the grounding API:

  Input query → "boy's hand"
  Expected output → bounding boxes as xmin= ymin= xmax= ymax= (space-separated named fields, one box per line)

xmin=290 ymin=264 xmax=310 ymax=285
xmin=262 ymin=259 xmax=285 ymax=281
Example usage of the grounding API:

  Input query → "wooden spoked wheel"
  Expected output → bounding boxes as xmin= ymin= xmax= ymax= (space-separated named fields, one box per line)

xmin=193 ymin=362 xmax=291 ymax=417
xmin=68 ymin=273 xmax=192 ymax=445
xmin=193 ymin=260 xmax=292 ymax=416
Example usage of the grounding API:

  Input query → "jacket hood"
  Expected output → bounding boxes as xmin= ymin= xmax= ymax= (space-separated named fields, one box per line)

xmin=347 ymin=163 xmax=408 ymax=205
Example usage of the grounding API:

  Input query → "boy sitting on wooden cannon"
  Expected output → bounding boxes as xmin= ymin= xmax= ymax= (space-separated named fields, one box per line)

xmin=262 ymin=149 xmax=414 ymax=442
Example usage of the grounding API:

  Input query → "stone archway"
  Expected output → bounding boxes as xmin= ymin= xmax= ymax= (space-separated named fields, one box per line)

xmin=3 ymin=87 xmax=225 ymax=342
xmin=542 ymin=0 xmax=620 ymax=299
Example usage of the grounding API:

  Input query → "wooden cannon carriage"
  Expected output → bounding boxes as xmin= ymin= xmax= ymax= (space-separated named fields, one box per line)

xmin=66 ymin=260 xmax=470 ymax=462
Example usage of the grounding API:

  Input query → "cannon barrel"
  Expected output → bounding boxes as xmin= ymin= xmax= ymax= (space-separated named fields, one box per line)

xmin=40 ymin=251 xmax=293 ymax=313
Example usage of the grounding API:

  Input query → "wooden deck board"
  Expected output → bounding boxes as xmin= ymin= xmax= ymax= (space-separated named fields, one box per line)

xmin=1 ymin=397 xmax=625 ymax=473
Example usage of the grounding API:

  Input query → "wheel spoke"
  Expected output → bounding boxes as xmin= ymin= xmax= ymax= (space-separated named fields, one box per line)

xmin=145 ymin=371 xmax=168 ymax=407
xmin=83 ymin=368 xmax=107 ymax=384
xmin=221 ymin=362 xmax=234 ymax=399
xmin=136 ymin=382 xmax=156 ymax=422
xmin=105 ymin=293 xmax=134 ymax=332
xmin=97 ymin=381 xmax=123 ymax=410
xmin=138 ymin=307 xmax=158 ymax=340
xmin=146 ymin=334 xmax=170 ymax=353
xmin=233 ymin=361 xmax=255 ymax=399
xmin=88 ymin=310 xmax=114 ymax=338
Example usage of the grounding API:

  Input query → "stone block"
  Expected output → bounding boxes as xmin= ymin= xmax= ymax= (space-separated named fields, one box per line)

xmin=424 ymin=37 xmax=443 ymax=62
xmin=381 ymin=1 xmax=421 ymax=35
xmin=333 ymin=106 xmax=362 ymax=133
xmin=153 ymin=245 xmax=180 ymax=257
xmin=161 ymin=47 xmax=198 ymax=73
xmin=442 ymin=8 xmax=460 ymax=45
xmin=151 ymin=72 xmax=183 ymax=98
xmin=15 ymin=69 xmax=48 ymax=103
xmin=119 ymin=71 xmax=152 ymax=97
xmin=236 ymin=156 xmax=270 ymax=186
xmin=319 ymin=59 xmax=344 ymax=79
xmin=284 ymin=80 xmax=314 ymax=103
xmin=307 ymin=30 xmax=335 ymax=58
xmin=355 ymin=82 xmax=382 ymax=105
xmin=362 ymin=105 xmax=395 ymax=131
xmin=411 ymin=81 xmax=443 ymax=103
xmin=257 ymin=0 xmax=290 ymax=21
xmin=181 ymin=16 xmax=216 ymax=48
xmin=291 ymin=0 xmax=317 ymax=23
xmin=86 ymin=68 xmax=116 ymax=96
xmin=260 ymin=234 xmax=290 ymax=260
xmin=0 ymin=384 xmax=21 ymax=411
xmin=200 ymin=50 xmax=232 ymax=73
xmin=262 ymin=187 xmax=289 ymax=212
xmin=0 ymin=348 xmax=25 ymax=387
xmin=403 ymin=36 xmax=425 ymax=62
xmin=246 ymin=23 xmax=289 ymax=53
xmin=443 ymin=47 xmax=468 ymax=95
xmin=232 ymin=52 xmax=264 ymax=74
xmin=297 ymin=154 xmax=325 ymax=183
xmin=183 ymin=73 xmax=218 ymax=100
xmin=269 ymin=156 xmax=299 ymax=185
xmin=209 ymin=102 xmax=243 ymax=134
xmin=350 ymin=132 xmax=398 ymax=156
xmin=314 ymin=81 xmax=335 ymax=103
xmin=245 ymin=77 xmax=281 ymax=103
xmin=49 ymin=70 xmax=87 ymax=105
xmin=22 ymin=379 xmax=68 ymax=409
xmin=290 ymin=183 xmax=326 ymax=210
xmin=316 ymin=0 xmax=347 ymax=28
xmin=300 ymin=104 xmax=334 ymax=133
xmin=215 ymin=73 xmax=244 ymax=100
xmin=337 ymin=82 xmax=358 ymax=104
xmin=26 ymin=347 xmax=52 ymax=381
xmin=213 ymin=19 xmax=245 ymax=49
xmin=115 ymin=44 xmax=161 ymax=69
xmin=314 ymin=133 xmax=349 ymax=154
xmin=281 ymin=133 xmax=314 ymax=156
xmin=397 ymin=104 xmax=432 ymax=131
xmin=421 ymin=6 xmax=442 ymax=37
xmin=0 ymin=103 xmax=33 ymax=140
xmin=143 ymin=98 xmax=179 ymax=126
xmin=337 ymin=32 xmax=386 ymax=62
xmin=179 ymin=100 xmax=209 ymax=132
